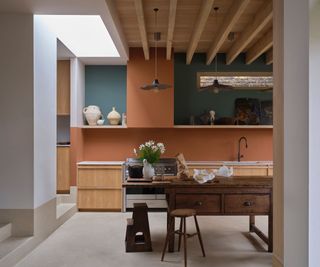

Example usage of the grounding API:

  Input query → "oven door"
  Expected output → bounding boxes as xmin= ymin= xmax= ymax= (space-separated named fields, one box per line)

xmin=125 ymin=188 xmax=167 ymax=210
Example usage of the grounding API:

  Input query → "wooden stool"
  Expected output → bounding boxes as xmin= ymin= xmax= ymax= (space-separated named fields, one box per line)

xmin=161 ymin=209 xmax=205 ymax=267
xmin=125 ymin=203 xmax=152 ymax=252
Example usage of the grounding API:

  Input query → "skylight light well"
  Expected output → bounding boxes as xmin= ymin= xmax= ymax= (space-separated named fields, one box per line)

xmin=36 ymin=15 xmax=119 ymax=58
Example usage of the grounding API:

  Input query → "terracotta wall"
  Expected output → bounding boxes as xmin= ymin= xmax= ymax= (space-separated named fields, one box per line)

xmin=69 ymin=48 xmax=273 ymax=185
xmin=78 ymin=128 xmax=273 ymax=161
xmin=127 ymin=48 xmax=174 ymax=127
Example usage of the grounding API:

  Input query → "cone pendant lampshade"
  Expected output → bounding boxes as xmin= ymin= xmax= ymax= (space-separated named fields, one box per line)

xmin=141 ymin=8 xmax=171 ymax=90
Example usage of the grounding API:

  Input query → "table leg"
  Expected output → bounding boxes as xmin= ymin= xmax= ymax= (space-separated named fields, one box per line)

xmin=166 ymin=189 xmax=175 ymax=252
xmin=168 ymin=216 xmax=175 ymax=252
xmin=268 ymin=213 xmax=273 ymax=252
xmin=249 ymin=215 xmax=255 ymax=232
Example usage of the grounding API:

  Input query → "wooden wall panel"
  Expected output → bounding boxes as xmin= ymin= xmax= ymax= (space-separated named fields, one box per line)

xmin=57 ymin=60 xmax=70 ymax=115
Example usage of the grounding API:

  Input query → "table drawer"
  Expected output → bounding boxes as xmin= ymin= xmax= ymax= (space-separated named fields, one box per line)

xmin=176 ymin=194 xmax=221 ymax=214
xmin=224 ymin=194 xmax=270 ymax=214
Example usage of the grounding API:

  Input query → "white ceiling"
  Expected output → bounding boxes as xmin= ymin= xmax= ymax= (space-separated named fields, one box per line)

xmin=0 ymin=0 xmax=128 ymax=65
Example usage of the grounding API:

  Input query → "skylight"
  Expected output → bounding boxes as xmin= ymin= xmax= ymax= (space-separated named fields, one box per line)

xmin=36 ymin=15 xmax=119 ymax=57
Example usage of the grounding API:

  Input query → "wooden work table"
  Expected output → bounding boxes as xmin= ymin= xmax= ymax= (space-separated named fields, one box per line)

xmin=123 ymin=176 xmax=273 ymax=253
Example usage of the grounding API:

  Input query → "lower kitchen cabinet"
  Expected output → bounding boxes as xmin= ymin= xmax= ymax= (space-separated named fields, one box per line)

xmin=187 ymin=164 xmax=273 ymax=177
xmin=57 ymin=146 xmax=70 ymax=193
xmin=77 ymin=165 xmax=123 ymax=211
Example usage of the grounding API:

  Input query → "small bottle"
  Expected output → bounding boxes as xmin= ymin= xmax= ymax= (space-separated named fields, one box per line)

xmin=122 ymin=113 xmax=127 ymax=126
xmin=190 ymin=115 xmax=195 ymax=125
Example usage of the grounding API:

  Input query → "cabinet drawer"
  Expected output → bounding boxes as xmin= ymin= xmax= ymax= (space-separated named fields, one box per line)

xmin=78 ymin=189 xmax=122 ymax=210
xmin=233 ymin=167 xmax=268 ymax=176
xmin=176 ymin=194 xmax=221 ymax=214
xmin=224 ymin=194 xmax=270 ymax=214
xmin=78 ymin=168 xmax=122 ymax=188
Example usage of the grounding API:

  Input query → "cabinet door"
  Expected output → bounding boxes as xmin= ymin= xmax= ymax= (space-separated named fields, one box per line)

xmin=77 ymin=166 xmax=122 ymax=189
xmin=57 ymin=147 xmax=70 ymax=193
xmin=57 ymin=60 xmax=70 ymax=115
xmin=78 ymin=189 xmax=122 ymax=211
xmin=232 ymin=166 xmax=268 ymax=176
xmin=267 ymin=167 xmax=273 ymax=176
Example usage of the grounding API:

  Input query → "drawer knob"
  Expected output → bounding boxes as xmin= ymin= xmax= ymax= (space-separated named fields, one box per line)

xmin=243 ymin=201 xmax=253 ymax=207
xmin=195 ymin=201 xmax=203 ymax=206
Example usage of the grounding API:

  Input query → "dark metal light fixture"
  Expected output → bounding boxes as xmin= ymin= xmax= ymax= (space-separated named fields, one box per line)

xmin=199 ymin=7 xmax=233 ymax=94
xmin=141 ymin=8 xmax=171 ymax=91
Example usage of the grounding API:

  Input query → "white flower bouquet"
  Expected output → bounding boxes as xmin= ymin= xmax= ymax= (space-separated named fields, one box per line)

xmin=134 ymin=140 xmax=166 ymax=164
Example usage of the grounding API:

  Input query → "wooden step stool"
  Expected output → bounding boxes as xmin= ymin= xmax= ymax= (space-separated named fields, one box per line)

xmin=125 ymin=203 xmax=152 ymax=252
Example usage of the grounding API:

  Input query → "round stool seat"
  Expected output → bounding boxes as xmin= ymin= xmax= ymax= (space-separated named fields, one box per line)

xmin=170 ymin=209 xmax=196 ymax=218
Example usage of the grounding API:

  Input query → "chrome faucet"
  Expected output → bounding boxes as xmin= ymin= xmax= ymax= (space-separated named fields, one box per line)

xmin=237 ymin=136 xmax=248 ymax=162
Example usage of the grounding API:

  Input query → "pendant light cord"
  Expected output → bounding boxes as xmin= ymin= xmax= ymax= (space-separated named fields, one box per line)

xmin=154 ymin=8 xmax=158 ymax=79
xmin=214 ymin=7 xmax=219 ymax=80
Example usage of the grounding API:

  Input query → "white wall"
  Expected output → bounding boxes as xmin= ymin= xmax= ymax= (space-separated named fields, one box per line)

xmin=70 ymin=58 xmax=85 ymax=127
xmin=281 ymin=0 xmax=309 ymax=266
xmin=309 ymin=1 xmax=320 ymax=265
xmin=33 ymin=16 xmax=57 ymax=208
xmin=0 ymin=14 xmax=34 ymax=209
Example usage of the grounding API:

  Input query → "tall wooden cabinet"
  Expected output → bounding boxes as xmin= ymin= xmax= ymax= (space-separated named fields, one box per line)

xmin=77 ymin=164 xmax=123 ymax=211
xmin=57 ymin=146 xmax=70 ymax=193
xmin=57 ymin=60 xmax=70 ymax=115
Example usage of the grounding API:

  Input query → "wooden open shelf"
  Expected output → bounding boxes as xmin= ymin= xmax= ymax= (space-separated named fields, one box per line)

xmin=80 ymin=125 xmax=127 ymax=129
xmin=173 ymin=125 xmax=273 ymax=129
xmin=79 ymin=125 xmax=272 ymax=129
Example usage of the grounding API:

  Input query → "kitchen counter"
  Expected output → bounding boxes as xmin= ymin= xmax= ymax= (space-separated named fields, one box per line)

xmin=77 ymin=161 xmax=124 ymax=166
xmin=186 ymin=160 xmax=273 ymax=166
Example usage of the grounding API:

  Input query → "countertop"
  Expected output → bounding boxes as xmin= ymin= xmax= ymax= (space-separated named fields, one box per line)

xmin=186 ymin=161 xmax=273 ymax=166
xmin=77 ymin=160 xmax=272 ymax=166
xmin=77 ymin=161 xmax=125 ymax=166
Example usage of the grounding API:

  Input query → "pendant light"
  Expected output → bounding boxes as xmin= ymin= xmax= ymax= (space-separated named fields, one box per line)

xmin=200 ymin=7 xmax=233 ymax=94
xmin=141 ymin=8 xmax=171 ymax=91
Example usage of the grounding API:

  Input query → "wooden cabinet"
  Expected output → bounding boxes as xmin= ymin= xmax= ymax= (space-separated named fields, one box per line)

xmin=187 ymin=163 xmax=273 ymax=177
xmin=57 ymin=60 xmax=70 ymax=115
xmin=77 ymin=165 xmax=123 ymax=211
xmin=57 ymin=146 xmax=70 ymax=193
xmin=232 ymin=166 xmax=269 ymax=176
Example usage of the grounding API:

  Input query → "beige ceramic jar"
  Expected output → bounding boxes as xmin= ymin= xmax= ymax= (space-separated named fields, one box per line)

xmin=83 ymin=105 xmax=102 ymax=126
xmin=107 ymin=107 xmax=121 ymax=125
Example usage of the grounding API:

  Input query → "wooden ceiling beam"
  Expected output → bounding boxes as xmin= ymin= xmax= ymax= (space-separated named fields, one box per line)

xmin=166 ymin=0 xmax=178 ymax=60
xmin=246 ymin=29 xmax=273 ymax=64
xmin=226 ymin=1 xmax=273 ymax=65
xmin=206 ymin=0 xmax=250 ymax=65
xmin=266 ymin=49 xmax=273 ymax=65
xmin=134 ymin=0 xmax=149 ymax=60
xmin=186 ymin=0 xmax=215 ymax=64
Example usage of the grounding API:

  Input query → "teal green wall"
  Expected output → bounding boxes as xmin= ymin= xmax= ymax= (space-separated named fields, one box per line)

xmin=85 ymin=66 xmax=126 ymax=121
xmin=174 ymin=53 xmax=273 ymax=125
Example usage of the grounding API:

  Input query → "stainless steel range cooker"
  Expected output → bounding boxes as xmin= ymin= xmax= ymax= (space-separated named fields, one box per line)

xmin=124 ymin=158 xmax=177 ymax=210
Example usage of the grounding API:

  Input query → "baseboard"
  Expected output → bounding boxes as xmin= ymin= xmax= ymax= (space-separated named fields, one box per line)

xmin=273 ymin=254 xmax=283 ymax=267
xmin=0 ymin=209 xmax=34 ymax=236
xmin=0 ymin=197 xmax=76 ymax=267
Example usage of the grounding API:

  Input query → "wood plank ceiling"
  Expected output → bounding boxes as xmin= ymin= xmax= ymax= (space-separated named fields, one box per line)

xmin=114 ymin=0 xmax=273 ymax=65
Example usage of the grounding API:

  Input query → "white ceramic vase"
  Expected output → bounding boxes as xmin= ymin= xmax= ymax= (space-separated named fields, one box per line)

xmin=83 ymin=105 xmax=102 ymax=126
xmin=107 ymin=107 xmax=121 ymax=125
xmin=143 ymin=159 xmax=155 ymax=179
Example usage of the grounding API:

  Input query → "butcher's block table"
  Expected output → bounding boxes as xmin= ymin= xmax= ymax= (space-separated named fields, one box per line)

xmin=123 ymin=176 xmax=273 ymax=253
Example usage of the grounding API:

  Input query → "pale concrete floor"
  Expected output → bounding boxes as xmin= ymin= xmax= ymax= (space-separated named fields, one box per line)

xmin=16 ymin=212 xmax=272 ymax=267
